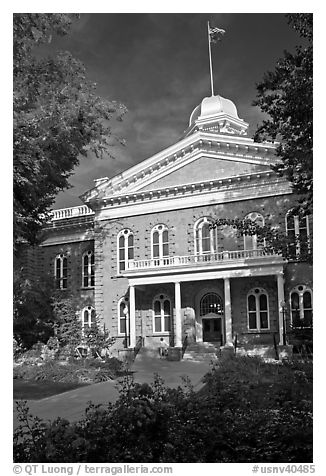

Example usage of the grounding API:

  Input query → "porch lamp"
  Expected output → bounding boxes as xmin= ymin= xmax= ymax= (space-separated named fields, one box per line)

xmin=280 ymin=300 xmax=287 ymax=345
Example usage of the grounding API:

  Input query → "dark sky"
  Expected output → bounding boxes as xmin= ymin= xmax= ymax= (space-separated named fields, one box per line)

xmin=43 ymin=13 xmax=302 ymax=209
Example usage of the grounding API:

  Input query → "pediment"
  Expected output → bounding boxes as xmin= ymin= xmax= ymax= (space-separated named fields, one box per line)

xmin=81 ymin=131 xmax=277 ymax=204
xmin=135 ymin=155 xmax=271 ymax=192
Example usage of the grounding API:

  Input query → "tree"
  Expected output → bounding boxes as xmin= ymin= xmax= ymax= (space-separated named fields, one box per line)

xmin=253 ymin=13 xmax=313 ymax=215
xmin=13 ymin=14 xmax=126 ymax=248
xmin=52 ymin=293 xmax=82 ymax=351
xmin=13 ymin=271 xmax=56 ymax=348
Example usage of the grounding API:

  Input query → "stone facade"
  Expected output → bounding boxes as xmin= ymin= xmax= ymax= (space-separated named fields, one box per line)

xmin=34 ymin=94 xmax=312 ymax=355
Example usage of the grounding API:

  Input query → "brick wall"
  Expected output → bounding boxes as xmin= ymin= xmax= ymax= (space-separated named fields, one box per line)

xmin=41 ymin=239 xmax=95 ymax=315
xmin=92 ymin=192 xmax=312 ymax=344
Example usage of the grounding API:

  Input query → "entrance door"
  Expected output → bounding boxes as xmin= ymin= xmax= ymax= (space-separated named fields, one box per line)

xmin=202 ymin=318 xmax=221 ymax=342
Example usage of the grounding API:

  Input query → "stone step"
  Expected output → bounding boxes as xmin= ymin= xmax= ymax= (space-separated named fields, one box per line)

xmin=182 ymin=352 xmax=218 ymax=362
xmin=185 ymin=342 xmax=220 ymax=353
xmin=183 ymin=341 xmax=220 ymax=362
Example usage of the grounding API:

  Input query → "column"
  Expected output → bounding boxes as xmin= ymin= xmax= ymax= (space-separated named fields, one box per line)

xmin=129 ymin=285 xmax=136 ymax=348
xmin=175 ymin=281 xmax=182 ymax=347
xmin=224 ymin=277 xmax=233 ymax=346
xmin=277 ymin=273 xmax=285 ymax=346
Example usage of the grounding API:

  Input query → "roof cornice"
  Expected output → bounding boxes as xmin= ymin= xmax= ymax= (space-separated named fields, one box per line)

xmin=81 ymin=131 xmax=278 ymax=204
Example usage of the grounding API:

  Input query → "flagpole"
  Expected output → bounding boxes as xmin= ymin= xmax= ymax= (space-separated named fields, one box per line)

xmin=207 ymin=21 xmax=214 ymax=96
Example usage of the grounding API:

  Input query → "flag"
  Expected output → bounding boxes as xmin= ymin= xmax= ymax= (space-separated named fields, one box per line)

xmin=209 ymin=25 xmax=225 ymax=43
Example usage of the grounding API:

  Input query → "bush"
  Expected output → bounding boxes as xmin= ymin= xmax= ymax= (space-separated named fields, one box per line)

xmin=14 ymin=357 xmax=312 ymax=463
xmin=13 ymin=357 xmax=125 ymax=384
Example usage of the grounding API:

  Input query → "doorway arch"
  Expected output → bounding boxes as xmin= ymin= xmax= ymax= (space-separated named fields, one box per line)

xmin=195 ymin=289 xmax=224 ymax=343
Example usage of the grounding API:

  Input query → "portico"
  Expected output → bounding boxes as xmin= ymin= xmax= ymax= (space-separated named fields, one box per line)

xmin=124 ymin=257 xmax=286 ymax=352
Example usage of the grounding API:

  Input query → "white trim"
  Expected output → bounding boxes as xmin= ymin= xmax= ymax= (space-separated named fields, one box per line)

xmin=152 ymin=293 xmax=172 ymax=334
xmin=95 ymin=178 xmax=292 ymax=221
xmin=41 ymin=236 xmax=94 ymax=247
xmin=193 ymin=216 xmax=217 ymax=255
xmin=285 ymin=210 xmax=311 ymax=257
xmin=289 ymin=285 xmax=313 ymax=327
xmin=247 ymin=287 xmax=270 ymax=331
xmin=82 ymin=250 xmax=94 ymax=288
xmin=81 ymin=306 xmax=96 ymax=331
xmin=54 ymin=253 xmax=68 ymax=289
xmin=151 ymin=224 xmax=169 ymax=260
xmin=80 ymin=130 xmax=277 ymax=203
xmin=128 ymin=263 xmax=285 ymax=286
xmin=243 ymin=211 xmax=265 ymax=251
xmin=117 ymin=229 xmax=134 ymax=274
xmin=117 ymin=296 xmax=130 ymax=337
xmin=128 ymin=150 xmax=272 ymax=195
xmin=195 ymin=288 xmax=224 ymax=343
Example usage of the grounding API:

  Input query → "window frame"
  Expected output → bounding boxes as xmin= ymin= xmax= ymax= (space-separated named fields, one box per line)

xmin=289 ymin=285 xmax=313 ymax=328
xmin=194 ymin=217 xmax=218 ymax=255
xmin=118 ymin=297 xmax=130 ymax=337
xmin=54 ymin=253 xmax=68 ymax=290
xmin=117 ymin=229 xmax=134 ymax=273
xmin=200 ymin=292 xmax=224 ymax=316
xmin=151 ymin=224 xmax=169 ymax=260
xmin=152 ymin=294 xmax=172 ymax=335
xmin=285 ymin=210 xmax=311 ymax=257
xmin=81 ymin=306 xmax=96 ymax=331
xmin=82 ymin=250 xmax=95 ymax=288
xmin=243 ymin=212 xmax=265 ymax=251
xmin=247 ymin=287 xmax=270 ymax=331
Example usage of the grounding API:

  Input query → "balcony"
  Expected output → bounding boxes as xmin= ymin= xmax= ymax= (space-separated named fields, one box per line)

xmin=123 ymin=249 xmax=284 ymax=276
xmin=51 ymin=205 xmax=94 ymax=221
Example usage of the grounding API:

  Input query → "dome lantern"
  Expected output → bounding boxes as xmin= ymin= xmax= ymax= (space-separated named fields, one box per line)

xmin=186 ymin=94 xmax=249 ymax=137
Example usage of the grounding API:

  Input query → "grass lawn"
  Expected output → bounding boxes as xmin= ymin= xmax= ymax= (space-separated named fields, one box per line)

xmin=13 ymin=379 xmax=88 ymax=400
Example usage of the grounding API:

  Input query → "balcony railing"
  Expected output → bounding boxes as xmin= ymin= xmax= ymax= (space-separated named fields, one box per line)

xmin=126 ymin=249 xmax=281 ymax=271
xmin=51 ymin=205 xmax=94 ymax=221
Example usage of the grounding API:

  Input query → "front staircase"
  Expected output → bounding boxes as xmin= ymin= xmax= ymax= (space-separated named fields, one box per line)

xmin=182 ymin=342 xmax=220 ymax=362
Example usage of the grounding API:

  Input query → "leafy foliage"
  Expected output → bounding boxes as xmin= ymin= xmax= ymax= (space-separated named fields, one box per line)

xmin=52 ymin=294 xmax=82 ymax=351
xmin=13 ymin=270 xmax=56 ymax=349
xmin=13 ymin=14 xmax=127 ymax=247
xmin=253 ymin=13 xmax=313 ymax=214
xmin=13 ymin=358 xmax=124 ymax=384
xmin=211 ymin=218 xmax=312 ymax=263
xmin=14 ymin=357 xmax=312 ymax=463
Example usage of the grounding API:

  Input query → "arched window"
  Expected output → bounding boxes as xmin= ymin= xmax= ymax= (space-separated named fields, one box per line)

xmin=194 ymin=217 xmax=217 ymax=255
xmin=290 ymin=285 xmax=313 ymax=328
xmin=55 ymin=253 xmax=68 ymax=289
xmin=151 ymin=224 xmax=169 ymax=260
xmin=82 ymin=250 xmax=95 ymax=288
xmin=286 ymin=210 xmax=311 ymax=257
xmin=82 ymin=306 xmax=96 ymax=330
xmin=153 ymin=294 xmax=171 ymax=333
xmin=117 ymin=229 xmax=134 ymax=272
xmin=200 ymin=293 xmax=223 ymax=316
xmin=247 ymin=288 xmax=269 ymax=331
xmin=118 ymin=297 xmax=129 ymax=336
xmin=243 ymin=212 xmax=265 ymax=251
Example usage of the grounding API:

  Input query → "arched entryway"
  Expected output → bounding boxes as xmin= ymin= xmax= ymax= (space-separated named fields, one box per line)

xmin=196 ymin=291 xmax=224 ymax=343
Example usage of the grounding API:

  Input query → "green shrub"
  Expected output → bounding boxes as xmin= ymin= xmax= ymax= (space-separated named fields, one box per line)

xmin=13 ymin=357 xmax=125 ymax=383
xmin=14 ymin=357 xmax=312 ymax=463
